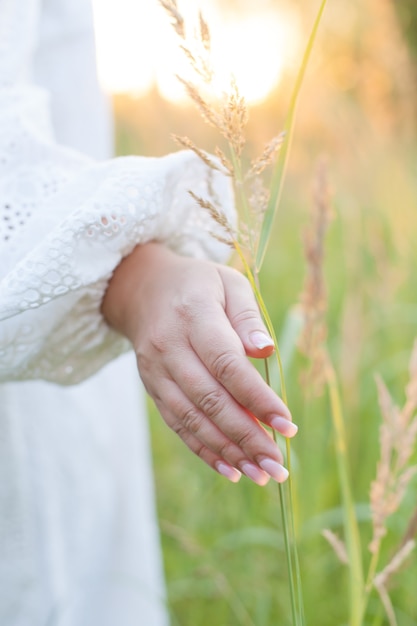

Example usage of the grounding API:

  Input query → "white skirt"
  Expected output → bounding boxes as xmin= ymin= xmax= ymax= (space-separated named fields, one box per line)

xmin=0 ymin=352 xmax=169 ymax=626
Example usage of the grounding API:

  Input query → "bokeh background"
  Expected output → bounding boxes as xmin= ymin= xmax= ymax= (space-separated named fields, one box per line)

xmin=92 ymin=1 xmax=417 ymax=624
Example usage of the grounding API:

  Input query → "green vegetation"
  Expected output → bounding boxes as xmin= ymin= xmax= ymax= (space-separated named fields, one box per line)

xmin=114 ymin=1 xmax=417 ymax=622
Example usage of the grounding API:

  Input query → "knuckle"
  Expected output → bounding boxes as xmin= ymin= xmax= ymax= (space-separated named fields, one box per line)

xmin=145 ymin=384 xmax=161 ymax=403
xmin=235 ymin=427 xmax=254 ymax=450
xmin=225 ymin=265 xmax=247 ymax=284
xmin=211 ymin=350 xmax=239 ymax=381
xmin=180 ymin=406 xmax=204 ymax=436
xmin=229 ymin=307 xmax=260 ymax=328
xmin=148 ymin=328 xmax=170 ymax=354
xmin=173 ymin=295 xmax=202 ymax=323
xmin=134 ymin=357 xmax=155 ymax=396
xmin=228 ymin=267 xmax=254 ymax=293
xmin=171 ymin=421 xmax=188 ymax=440
xmin=217 ymin=438 xmax=237 ymax=459
xmin=170 ymin=416 xmax=206 ymax=460
xmin=135 ymin=350 xmax=152 ymax=376
xmin=193 ymin=441 xmax=206 ymax=459
xmin=198 ymin=388 xmax=225 ymax=418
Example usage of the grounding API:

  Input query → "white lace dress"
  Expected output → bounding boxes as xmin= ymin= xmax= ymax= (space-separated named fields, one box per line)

xmin=0 ymin=1 xmax=233 ymax=625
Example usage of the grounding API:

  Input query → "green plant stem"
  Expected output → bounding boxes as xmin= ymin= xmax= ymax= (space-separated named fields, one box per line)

xmin=265 ymin=358 xmax=303 ymax=626
xmin=278 ymin=480 xmax=299 ymax=625
xmin=227 ymin=100 xmax=304 ymax=622
xmin=252 ymin=274 xmax=304 ymax=625
xmin=256 ymin=0 xmax=329 ymax=271
xmin=242 ymin=255 xmax=303 ymax=624
xmin=366 ymin=548 xmax=380 ymax=592
xmin=357 ymin=546 xmax=381 ymax=624
xmin=326 ymin=357 xmax=365 ymax=626
xmin=286 ymin=435 xmax=305 ymax=626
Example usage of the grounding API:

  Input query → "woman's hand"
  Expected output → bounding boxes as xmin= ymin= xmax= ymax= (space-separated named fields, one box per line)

xmin=102 ymin=242 xmax=298 ymax=485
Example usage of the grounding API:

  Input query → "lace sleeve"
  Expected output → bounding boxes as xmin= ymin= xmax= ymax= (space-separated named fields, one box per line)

xmin=0 ymin=4 xmax=234 ymax=385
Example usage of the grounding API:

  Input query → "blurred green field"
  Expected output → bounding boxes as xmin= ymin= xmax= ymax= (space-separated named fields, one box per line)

xmin=113 ymin=1 xmax=417 ymax=623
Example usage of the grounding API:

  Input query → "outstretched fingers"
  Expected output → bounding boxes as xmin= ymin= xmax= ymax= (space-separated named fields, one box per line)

xmin=187 ymin=310 xmax=297 ymax=439
xmin=155 ymin=400 xmax=243 ymax=483
xmin=154 ymin=355 xmax=290 ymax=484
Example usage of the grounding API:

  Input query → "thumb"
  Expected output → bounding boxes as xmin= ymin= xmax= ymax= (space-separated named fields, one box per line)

xmin=219 ymin=266 xmax=275 ymax=359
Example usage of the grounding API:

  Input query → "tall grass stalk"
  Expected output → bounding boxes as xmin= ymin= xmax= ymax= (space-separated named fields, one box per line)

xmin=256 ymin=0 xmax=329 ymax=272
xmin=325 ymin=359 xmax=365 ymax=626
xmin=297 ymin=158 xmax=366 ymax=624
xmin=159 ymin=1 xmax=329 ymax=623
xmin=236 ymin=245 xmax=303 ymax=624
xmin=298 ymin=159 xmax=417 ymax=626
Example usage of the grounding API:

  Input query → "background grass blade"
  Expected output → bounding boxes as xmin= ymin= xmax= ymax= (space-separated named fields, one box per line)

xmin=256 ymin=0 xmax=329 ymax=271
xmin=326 ymin=359 xmax=365 ymax=626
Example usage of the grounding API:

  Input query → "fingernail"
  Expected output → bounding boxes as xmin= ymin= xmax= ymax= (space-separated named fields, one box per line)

xmin=270 ymin=416 xmax=298 ymax=438
xmin=250 ymin=331 xmax=275 ymax=350
xmin=241 ymin=462 xmax=270 ymax=486
xmin=215 ymin=461 xmax=242 ymax=483
xmin=258 ymin=458 xmax=289 ymax=483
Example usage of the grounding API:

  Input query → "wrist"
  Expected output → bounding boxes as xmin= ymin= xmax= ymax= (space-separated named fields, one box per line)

xmin=102 ymin=241 xmax=171 ymax=342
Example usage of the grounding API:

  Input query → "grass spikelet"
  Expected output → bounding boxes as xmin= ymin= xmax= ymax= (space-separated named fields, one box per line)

xmin=373 ymin=540 xmax=416 ymax=626
xmin=297 ymin=158 xmax=333 ymax=395
xmin=374 ymin=540 xmax=416 ymax=589
xmin=220 ymin=76 xmax=248 ymax=157
xmin=159 ymin=0 xmax=185 ymax=39
xmin=358 ymin=341 xmax=417 ymax=623
xmin=321 ymin=529 xmax=349 ymax=565
xmin=369 ymin=341 xmax=417 ymax=556
xmin=295 ymin=159 xmax=365 ymax=622
xmin=198 ymin=11 xmax=211 ymax=53
xmin=159 ymin=0 xmax=213 ymax=82
xmin=401 ymin=504 xmax=417 ymax=547
xmin=247 ymin=132 xmax=286 ymax=178
xmin=175 ymin=77 xmax=221 ymax=129
xmin=179 ymin=44 xmax=213 ymax=85
xmin=171 ymin=134 xmax=225 ymax=173
xmin=188 ymin=190 xmax=236 ymax=242
xmin=214 ymin=146 xmax=234 ymax=177
xmin=248 ymin=177 xmax=270 ymax=229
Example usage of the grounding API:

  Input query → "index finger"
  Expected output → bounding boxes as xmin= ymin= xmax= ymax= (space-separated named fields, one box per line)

xmin=188 ymin=303 xmax=296 ymax=438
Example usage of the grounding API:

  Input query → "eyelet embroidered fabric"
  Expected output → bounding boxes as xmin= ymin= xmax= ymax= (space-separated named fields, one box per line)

xmin=0 ymin=1 xmax=234 ymax=385
xmin=0 ymin=3 xmax=236 ymax=626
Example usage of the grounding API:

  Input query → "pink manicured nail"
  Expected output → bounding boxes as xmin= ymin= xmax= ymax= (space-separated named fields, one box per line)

xmin=215 ymin=462 xmax=242 ymax=483
xmin=258 ymin=458 xmax=289 ymax=483
xmin=270 ymin=416 xmax=298 ymax=438
xmin=241 ymin=462 xmax=270 ymax=486
xmin=250 ymin=331 xmax=275 ymax=350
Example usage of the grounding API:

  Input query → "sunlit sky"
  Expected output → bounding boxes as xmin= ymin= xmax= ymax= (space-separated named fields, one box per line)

xmin=91 ymin=0 xmax=301 ymax=104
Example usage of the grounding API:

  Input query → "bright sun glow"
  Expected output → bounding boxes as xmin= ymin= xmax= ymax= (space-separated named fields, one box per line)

xmin=92 ymin=0 xmax=300 ymax=105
